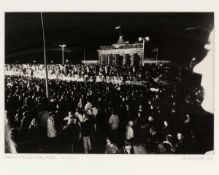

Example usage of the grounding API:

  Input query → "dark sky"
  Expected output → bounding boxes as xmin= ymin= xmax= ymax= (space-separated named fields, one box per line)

xmin=5 ymin=12 xmax=214 ymax=65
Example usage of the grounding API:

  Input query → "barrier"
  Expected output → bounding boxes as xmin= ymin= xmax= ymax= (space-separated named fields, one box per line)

xmin=5 ymin=71 xmax=149 ymax=86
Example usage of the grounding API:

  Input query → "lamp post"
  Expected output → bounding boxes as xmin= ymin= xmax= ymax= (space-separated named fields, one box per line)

xmin=139 ymin=36 xmax=150 ymax=66
xmin=115 ymin=26 xmax=123 ymax=42
xmin=59 ymin=44 xmax=67 ymax=64
xmin=40 ymin=12 xmax=49 ymax=98
xmin=83 ymin=49 xmax=86 ymax=61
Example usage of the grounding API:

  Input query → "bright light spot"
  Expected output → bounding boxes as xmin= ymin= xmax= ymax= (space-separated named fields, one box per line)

xmin=145 ymin=36 xmax=150 ymax=42
xmin=138 ymin=37 xmax=143 ymax=42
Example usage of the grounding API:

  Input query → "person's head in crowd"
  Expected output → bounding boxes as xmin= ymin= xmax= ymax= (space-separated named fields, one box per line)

xmin=121 ymin=96 xmax=126 ymax=102
xmin=85 ymin=101 xmax=93 ymax=112
xmin=177 ymin=132 xmax=184 ymax=141
xmin=68 ymin=111 xmax=73 ymax=118
xmin=163 ymin=120 xmax=169 ymax=127
xmin=125 ymin=104 xmax=129 ymax=111
xmin=83 ymin=113 xmax=89 ymax=121
xmin=184 ymin=113 xmax=190 ymax=124
xmin=148 ymin=116 xmax=154 ymax=122
xmin=14 ymin=113 xmax=20 ymax=122
xmin=72 ymin=117 xmax=78 ymax=124
xmin=171 ymin=107 xmax=176 ymax=114
xmin=138 ymin=104 xmax=143 ymax=112
xmin=75 ymin=107 xmax=79 ymax=113
xmin=54 ymin=110 xmax=59 ymax=115
xmin=137 ymin=112 xmax=142 ymax=118
xmin=87 ymin=108 xmax=93 ymax=116
xmin=149 ymin=127 xmax=156 ymax=135
xmin=56 ymin=103 xmax=60 ymax=110
xmin=29 ymin=118 xmax=38 ymax=128
xmin=128 ymin=120 xmax=134 ymax=127
xmin=49 ymin=112 xmax=56 ymax=119
xmin=22 ymin=111 xmax=27 ymax=118
xmin=165 ymin=134 xmax=173 ymax=144
xmin=162 ymin=142 xmax=172 ymax=153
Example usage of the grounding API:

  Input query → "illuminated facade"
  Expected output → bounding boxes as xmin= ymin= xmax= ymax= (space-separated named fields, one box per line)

xmin=97 ymin=36 xmax=144 ymax=66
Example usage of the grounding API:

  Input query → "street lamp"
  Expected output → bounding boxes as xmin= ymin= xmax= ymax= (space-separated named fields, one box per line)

xmin=59 ymin=44 xmax=67 ymax=64
xmin=115 ymin=26 xmax=122 ymax=37
xmin=138 ymin=36 xmax=150 ymax=65
xmin=145 ymin=36 xmax=150 ymax=42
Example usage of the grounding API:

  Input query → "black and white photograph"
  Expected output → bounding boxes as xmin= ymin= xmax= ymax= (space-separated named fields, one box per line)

xmin=4 ymin=12 xmax=214 ymax=154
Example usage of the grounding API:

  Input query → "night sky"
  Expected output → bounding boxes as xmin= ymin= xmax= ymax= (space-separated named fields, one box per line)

xmin=5 ymin=12 xmax=214 ymax=65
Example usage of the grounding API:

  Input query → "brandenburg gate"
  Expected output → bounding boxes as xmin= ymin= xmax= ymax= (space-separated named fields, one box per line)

xmin=97 ymin=36 xmax=144 ymax=67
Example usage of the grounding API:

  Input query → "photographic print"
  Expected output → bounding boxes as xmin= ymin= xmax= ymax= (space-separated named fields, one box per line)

xmin=4 ymin=12 xmax=214 ymax=154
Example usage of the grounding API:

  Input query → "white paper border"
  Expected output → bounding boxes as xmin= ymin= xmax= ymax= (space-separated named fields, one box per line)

xmin=0 ymin=0 xmax=218 ymax=175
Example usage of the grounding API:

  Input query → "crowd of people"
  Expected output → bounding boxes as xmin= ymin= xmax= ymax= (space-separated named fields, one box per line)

xmin=5 ymin=63 xmax=213 ymax=154
xmin=5 ymin=63 xmax=192 ymax=84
